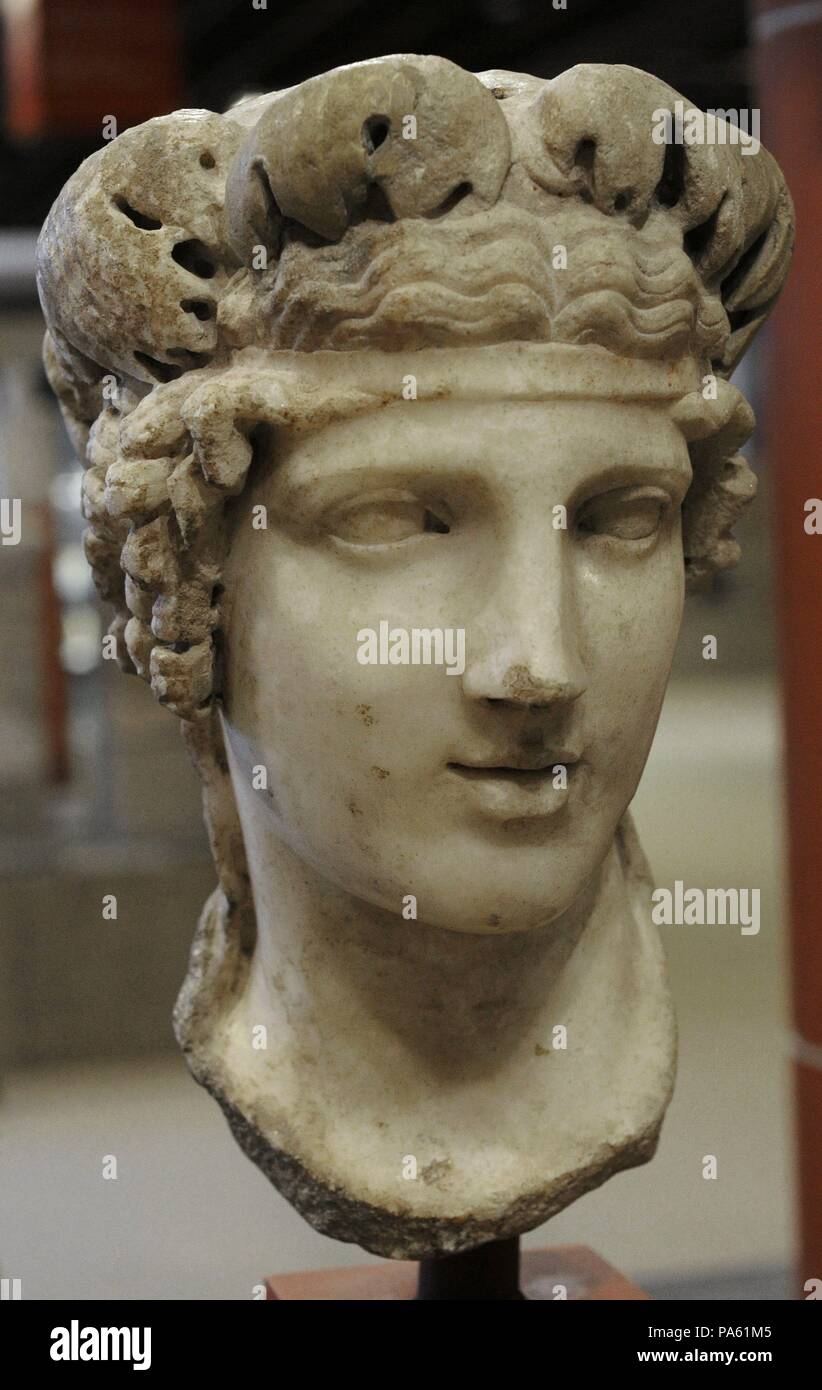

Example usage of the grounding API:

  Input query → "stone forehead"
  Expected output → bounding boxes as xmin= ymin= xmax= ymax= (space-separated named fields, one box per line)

xmin=220 ymin=343 xmax=705 ymax=412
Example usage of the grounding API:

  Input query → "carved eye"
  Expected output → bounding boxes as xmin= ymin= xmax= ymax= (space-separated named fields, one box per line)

xmin=328 ymin=493 xmax=451 ymax=546
xmin=576 ymin=487 xmax=669 ymax=542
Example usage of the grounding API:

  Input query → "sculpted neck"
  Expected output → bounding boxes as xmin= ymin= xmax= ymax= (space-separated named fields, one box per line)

xmin=240 ymin=814 xmax=602 ymax=1073
xmin=227 ymin=777 xmax=673 ymax=1108
xmin=183 ymin=731 xmax=676 ymax=1258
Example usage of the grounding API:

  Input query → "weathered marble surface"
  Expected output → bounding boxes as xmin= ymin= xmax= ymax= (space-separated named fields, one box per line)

xmin=37 ymin=57 xmax=793 ymax=1257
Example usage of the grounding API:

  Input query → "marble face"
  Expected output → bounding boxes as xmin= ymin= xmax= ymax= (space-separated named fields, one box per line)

xmin=221 ymin=396 xmax=690 ymax=936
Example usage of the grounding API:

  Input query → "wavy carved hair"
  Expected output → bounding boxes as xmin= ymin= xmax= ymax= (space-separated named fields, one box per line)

xmin=37 ymin=57 xmax=794 ymax=736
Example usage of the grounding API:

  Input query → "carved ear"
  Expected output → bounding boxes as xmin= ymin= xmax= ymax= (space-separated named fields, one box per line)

xmin=36 ymin=109 xmax=246 ymax=388
xmin=224 ymin=54 xmax=511 ymax=259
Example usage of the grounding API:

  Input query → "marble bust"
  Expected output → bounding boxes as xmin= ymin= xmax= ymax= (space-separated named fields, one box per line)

xmin=36 ymin=57 xmax=793 ymax=1259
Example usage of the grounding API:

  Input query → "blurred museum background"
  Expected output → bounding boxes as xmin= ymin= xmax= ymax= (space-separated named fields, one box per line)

xmin=0 ymin=0 xmax=819 ymax=1299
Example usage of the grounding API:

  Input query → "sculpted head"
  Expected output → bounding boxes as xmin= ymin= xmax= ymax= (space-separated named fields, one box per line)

xmin=36 ymin=55 xmax=794 ymax=1257
xmin=37 ymin=58 xmax=791 ymax=942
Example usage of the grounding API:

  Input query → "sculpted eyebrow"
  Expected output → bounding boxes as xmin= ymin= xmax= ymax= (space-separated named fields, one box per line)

xmin=572 ymin=457 xmax=692 ymax=492
xmin=273 ymin=457 xmax=478 ymax=495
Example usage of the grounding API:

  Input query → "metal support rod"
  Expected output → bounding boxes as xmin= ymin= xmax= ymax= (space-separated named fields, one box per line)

xmin=416 ymin=1237 xmax=523 ymax=1300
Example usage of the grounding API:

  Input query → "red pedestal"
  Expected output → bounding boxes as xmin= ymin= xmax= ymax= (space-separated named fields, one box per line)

xmin=266 ymin=1245 xmax=649 ymax=1301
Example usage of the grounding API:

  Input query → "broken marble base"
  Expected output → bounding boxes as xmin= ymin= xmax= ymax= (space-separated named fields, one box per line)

xmin=264 ymin=1245 xmax=649 ymax=1301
